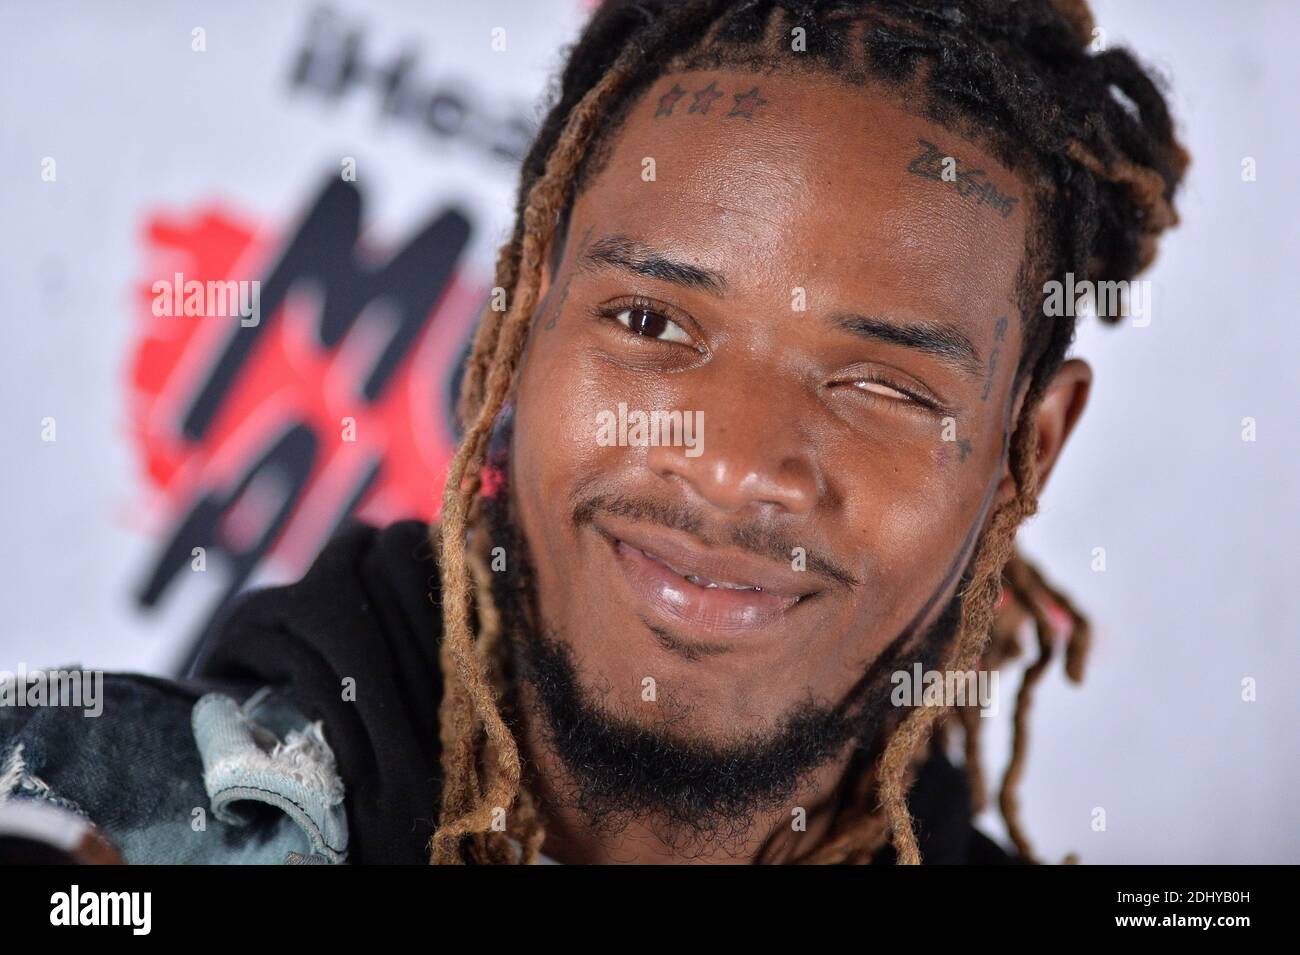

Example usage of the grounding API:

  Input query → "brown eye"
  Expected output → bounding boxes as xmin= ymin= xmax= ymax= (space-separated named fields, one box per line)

xmin=613 ymin=306 xmax=692 ymax=345
xmin=629 ymin=308 xmax=666 ymax=336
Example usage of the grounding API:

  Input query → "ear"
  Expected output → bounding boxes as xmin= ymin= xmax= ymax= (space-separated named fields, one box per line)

xmin=995 ymin=358 xmax=1092 ymax=505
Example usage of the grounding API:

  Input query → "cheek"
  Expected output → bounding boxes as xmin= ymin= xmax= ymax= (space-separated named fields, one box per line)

xmin=509 ymin=336 xmax=648 ymax=607
xmin=514 ymin=344 xmax=632 ymax=498
xmin=823 ymin=434 xmax=989 ymax=649
xmin=515 ymin=318 xmax=694 ymax=496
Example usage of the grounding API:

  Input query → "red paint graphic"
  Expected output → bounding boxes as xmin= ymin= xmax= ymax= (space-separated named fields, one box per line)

xmin=128 ymin=203 xmax=483 ymax=574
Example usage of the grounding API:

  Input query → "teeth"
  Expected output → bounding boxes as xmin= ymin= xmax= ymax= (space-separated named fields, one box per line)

xmin=685 ymin=573 xmax=760 ymax=592
xmin=634 ymin=544 xmax=764 ymax=592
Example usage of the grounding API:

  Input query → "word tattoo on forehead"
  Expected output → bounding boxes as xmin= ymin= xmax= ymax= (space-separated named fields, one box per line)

xmin=542 ymin=225 xmax=595 ymax=332
xmin=906 ymin=139 xmax=1019 ymax=221
xmin=980 ymin=315 xmax=1010 ymax=401
xmin=655 ymin=81 xmax=769 ymax=121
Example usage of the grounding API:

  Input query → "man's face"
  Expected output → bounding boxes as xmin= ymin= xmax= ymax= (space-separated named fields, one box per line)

xmin=508 ymin=71 xmax=1029 ymax=747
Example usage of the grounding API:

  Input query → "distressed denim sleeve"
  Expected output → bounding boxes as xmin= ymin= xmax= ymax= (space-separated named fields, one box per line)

xmin=0 ymin=671 xmax=348 ymax=864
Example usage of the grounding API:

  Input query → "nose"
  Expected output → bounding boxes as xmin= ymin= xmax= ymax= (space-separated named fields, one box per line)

xmin=644 ymin=376 xmax=821 ymax=517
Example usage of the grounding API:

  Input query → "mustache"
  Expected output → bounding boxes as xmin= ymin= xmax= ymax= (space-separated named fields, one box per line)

xmin=569 ymin=491 xmax=861 ymax=590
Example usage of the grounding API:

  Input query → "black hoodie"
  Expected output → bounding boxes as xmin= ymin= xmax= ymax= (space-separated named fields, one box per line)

xmin=192 ymin=519 xmax=1016 ymax=865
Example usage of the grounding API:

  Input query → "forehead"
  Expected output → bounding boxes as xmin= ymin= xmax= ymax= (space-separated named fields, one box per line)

xmin=570 ymin=70 xmax=1029 ymax=330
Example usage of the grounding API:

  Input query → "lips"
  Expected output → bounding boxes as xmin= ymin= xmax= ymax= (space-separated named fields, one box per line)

xmin=596 ymin=517 xmax=819 ymax=635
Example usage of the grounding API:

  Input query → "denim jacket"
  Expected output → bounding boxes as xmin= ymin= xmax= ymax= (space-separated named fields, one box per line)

xmin=0 ymin=671 xmax=348 ymax=864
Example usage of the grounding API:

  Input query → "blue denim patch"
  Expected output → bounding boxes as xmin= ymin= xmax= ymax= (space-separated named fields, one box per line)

xmin=192 ymin=688 xmax=348 ymax=863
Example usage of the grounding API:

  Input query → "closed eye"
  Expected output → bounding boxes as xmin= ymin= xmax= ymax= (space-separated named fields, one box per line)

xmin=827 ymin=370 xmax=950 ymax=416
xmin=853 ymin=379 xmax=912 ymax=402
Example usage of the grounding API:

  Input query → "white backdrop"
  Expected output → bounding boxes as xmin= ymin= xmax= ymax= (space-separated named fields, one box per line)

xmin=1 ymin=0 xmax=1296 ymax=863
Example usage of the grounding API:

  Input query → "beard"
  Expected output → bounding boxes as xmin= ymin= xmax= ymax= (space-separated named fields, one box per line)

xmin=478 ymin=470 xmax=970 ymax=856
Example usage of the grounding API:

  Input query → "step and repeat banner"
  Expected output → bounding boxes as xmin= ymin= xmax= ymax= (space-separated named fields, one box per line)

xmin=1 ymin=0 xmax=587 ymax=674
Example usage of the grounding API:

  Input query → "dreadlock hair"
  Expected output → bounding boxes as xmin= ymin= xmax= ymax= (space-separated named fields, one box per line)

xmin=430 ymin=0 xmax=1188 ymax=865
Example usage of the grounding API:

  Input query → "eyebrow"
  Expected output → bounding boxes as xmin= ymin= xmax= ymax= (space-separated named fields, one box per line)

xmin=582 ymin=234 xmax=728 ymax=296
xmin=829 ymin=312 xmax=983 ymax=377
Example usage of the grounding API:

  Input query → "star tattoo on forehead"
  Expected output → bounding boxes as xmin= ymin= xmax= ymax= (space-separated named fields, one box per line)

xmin=727 ymin=86 xmax=769 ymax=120
xmin=688 ymin=80 xmax=724 ymax=115
xmin=655 ymin=83 xmax=687 ymax=117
